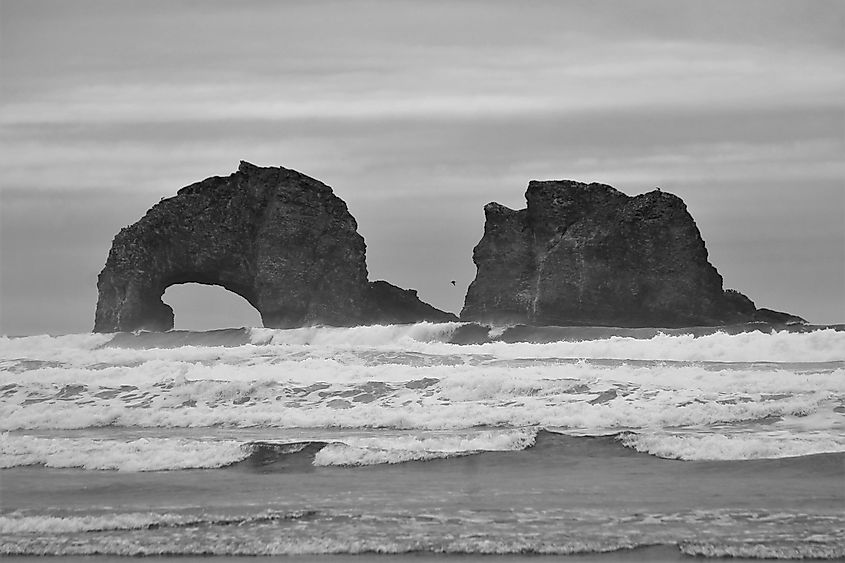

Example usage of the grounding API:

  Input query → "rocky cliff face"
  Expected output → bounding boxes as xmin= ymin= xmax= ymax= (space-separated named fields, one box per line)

xmin=461 ymin=180 xmax=802 ymax=327
xmin=95 ymin=162 xmax=455 ymax=332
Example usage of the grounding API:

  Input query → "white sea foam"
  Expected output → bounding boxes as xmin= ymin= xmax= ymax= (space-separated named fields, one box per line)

xmin=2 ymin=348 xmax=841 ymax=432
xmin=0 ymin=535 xmax=645 ymax=557
xmin=0 ymin=512 xmax=192 ymax=533
xmin=340 ymin=428 xmax=538 ymax=452
xmin=0 ymin=509 xmax=310 ymax=534
xmin=619 ymin=430 xmax=845 ymax=460
xmin=313 ymin=428 xmax=537 ymax=466
xmin=249 ymin=324 xmax=845 ymax=363
xmin=454 ymin=329 xmax=845 ymax=363
xmin=6 ymin=527 xmax=839 ymax=558
xmin=1 ymin=363 xmax=840 ymax=432
xmin=250 ymin=322 xmax=462 ymax=347
xmin=314 ymin=443 xmax=460 ymax=466
xmin=2 ymin=327 xmax=843 ymax=459
xmin=0 ymin=434 xmax=248 ymax=471
xmin=0 ymin=428 xmax=538 ymax=471
xmin=0 ymin=332 xmax=113 ymax=357
xmin=354 ymin=325 xmax=837 ymax=361
xmin=3 ymin=325 xmax=844 ymax=366
xmin=679 ymin=541 xmax=844 ymax=559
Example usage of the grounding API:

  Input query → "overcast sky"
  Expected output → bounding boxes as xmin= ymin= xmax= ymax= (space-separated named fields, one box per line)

xmin=1 ymin=0 xmax=843 ymax=334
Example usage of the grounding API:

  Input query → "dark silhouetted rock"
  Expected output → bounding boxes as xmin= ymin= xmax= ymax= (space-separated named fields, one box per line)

xmin=753 ymin=308 xmax=805 ymax=325
xmin=366 ymin=281 xmax=457 ymax=325
xmin=447 ymin=323 xmax=492 ymax=345
xmin=461 ymin=180 xmax=803 ymax=327
xmin=95 ymin=162 xmax=455 ymax=332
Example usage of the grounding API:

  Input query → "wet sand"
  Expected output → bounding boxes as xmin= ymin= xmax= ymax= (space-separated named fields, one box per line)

xmin=0 ymin=545 xmax=798 ymax=562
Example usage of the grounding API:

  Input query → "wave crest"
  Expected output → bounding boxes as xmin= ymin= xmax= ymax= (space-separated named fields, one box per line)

xmin=0 ymin=428 xmax=540 ymax=471
xmin=619 ymin=430 xmax=845 ymax=460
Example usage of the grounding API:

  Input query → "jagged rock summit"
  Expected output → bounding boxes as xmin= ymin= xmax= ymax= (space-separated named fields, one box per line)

xmin=461 ymin=180 xmax=803 ymax=327
xmin=94 ymin=161 xmax=456 ymax=332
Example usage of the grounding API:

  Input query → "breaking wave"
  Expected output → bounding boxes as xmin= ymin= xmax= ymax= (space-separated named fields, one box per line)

xmin=2 ymin=507 xmax=842 ymax=558
xmin=3 ymin=322 xmax=843 ymax=362
xmin=618 ymin=430 xmax=845 ymax=461
xmin=3 ymin=427 xmax=844 ymax=472
xmin=2 ymin=323 xmax=843 ymax=464
xmin=0 ymin=428 xmax=540 ymax=471
xmin=0 ymin=508 xmax=314 ymax=534
xmin=4 ymin=323 xmax=844 ymax=560
xmin=2 ymin=355 xmax=840 ymax=432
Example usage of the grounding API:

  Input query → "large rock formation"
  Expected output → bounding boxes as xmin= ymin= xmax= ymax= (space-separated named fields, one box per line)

xmin=461 ymin=180 xmax=803 ymax=327
xmin=95 ymin=162 xmax=456 ymax=332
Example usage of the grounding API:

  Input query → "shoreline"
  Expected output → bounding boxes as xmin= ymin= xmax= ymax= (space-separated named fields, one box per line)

xmin=0 ymin=544 xmax=833 ymax=562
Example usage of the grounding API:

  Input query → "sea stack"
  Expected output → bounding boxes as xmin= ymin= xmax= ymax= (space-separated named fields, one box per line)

xmin=94 ymin=161 xmax=455 ymax=332
xmin=461 ymin=180 xmax=803 ymax=327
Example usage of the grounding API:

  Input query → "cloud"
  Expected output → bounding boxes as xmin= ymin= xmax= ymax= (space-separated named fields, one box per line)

xmin=3 ymin=104 xmax=841 ymax=199
xmin=3 ymin=38 xmax=843 ymax=128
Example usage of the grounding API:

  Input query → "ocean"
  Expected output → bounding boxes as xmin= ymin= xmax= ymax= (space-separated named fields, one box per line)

xmin=1 ymin=322 xmax=843 ymax=561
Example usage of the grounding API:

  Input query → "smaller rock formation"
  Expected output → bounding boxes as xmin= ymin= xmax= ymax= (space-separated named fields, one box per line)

xmin=95 ymin=162 xmax=455 ymax=332
xmin=461 ymin=180 xmax=803 ymax=327
xmin=367 ymin=281 xmax=457 ymax=325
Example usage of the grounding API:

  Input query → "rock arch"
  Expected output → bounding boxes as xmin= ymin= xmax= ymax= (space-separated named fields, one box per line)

xmin=162 ymin=282 xmax=262 ymax=330
xmin=95 ymin=162 xmax=455 ymax=332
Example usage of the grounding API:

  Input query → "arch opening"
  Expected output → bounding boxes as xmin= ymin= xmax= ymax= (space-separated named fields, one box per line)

xmin=162 ymin=283 xmax=262 ymax=331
